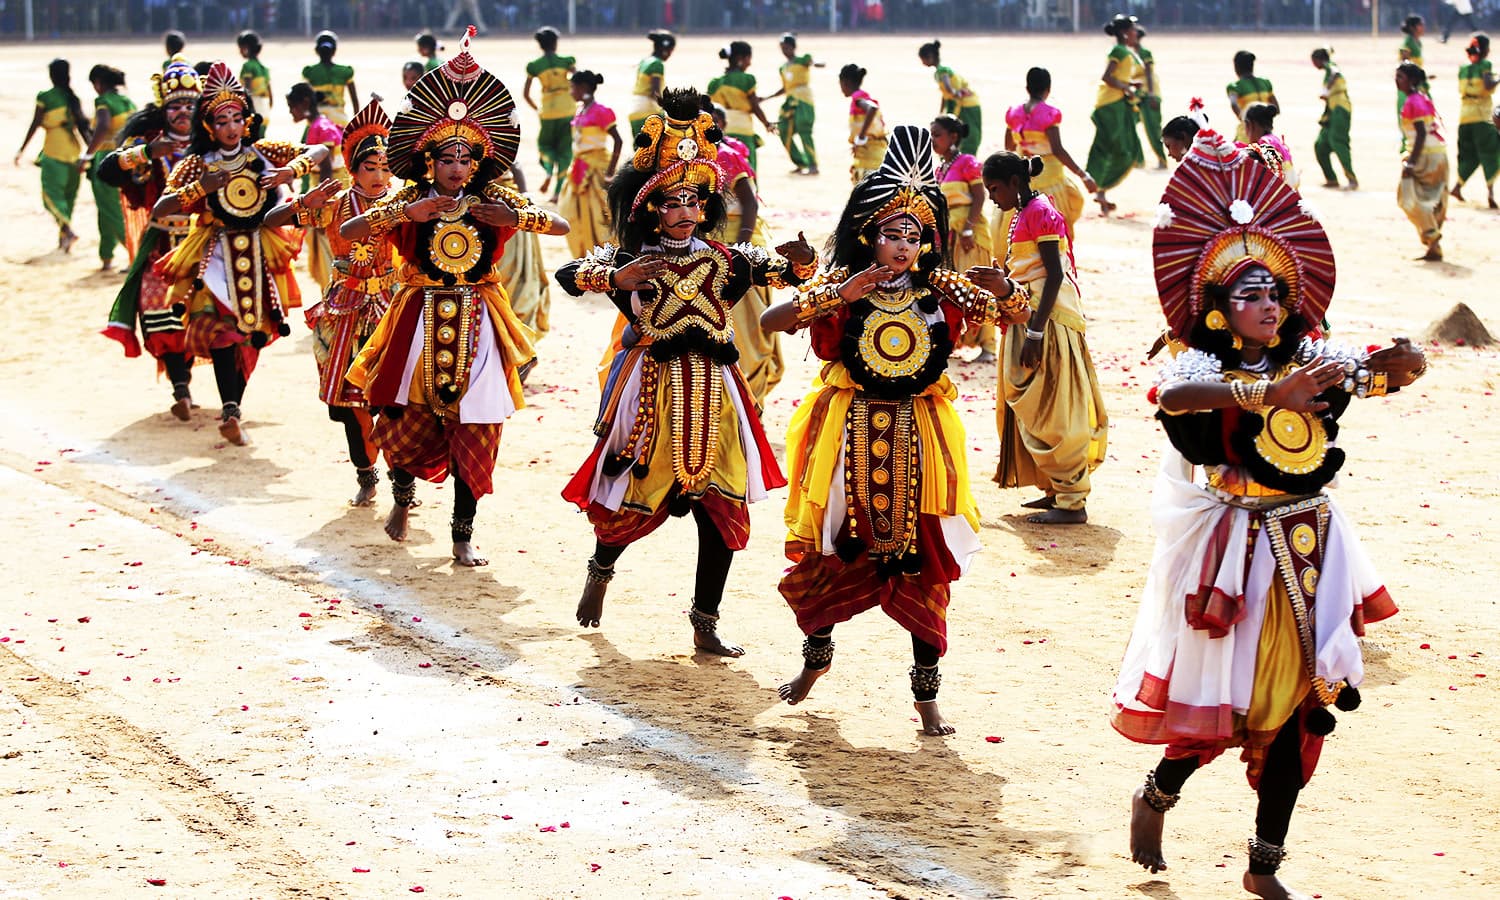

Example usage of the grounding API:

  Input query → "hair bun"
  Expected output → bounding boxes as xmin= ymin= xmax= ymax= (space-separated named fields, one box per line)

xmin=718 ymin=46 xmax=731 ymax=59
xmin=1028 ymin=155 xmax=1045 ymax=177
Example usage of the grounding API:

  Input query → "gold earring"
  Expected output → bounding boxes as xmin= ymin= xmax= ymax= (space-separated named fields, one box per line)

xmin=1205 ymin=309 xmax=1228 ymax=331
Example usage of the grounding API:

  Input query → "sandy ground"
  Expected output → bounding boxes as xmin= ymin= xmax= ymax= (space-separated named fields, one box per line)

xmin=1 ymin=31 xmax=1498 ymax=899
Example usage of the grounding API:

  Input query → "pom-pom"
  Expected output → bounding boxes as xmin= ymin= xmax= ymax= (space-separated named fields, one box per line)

xmin=631 ymin=460 xmax=650 ymax=479
xmin=601 ymin=453 xmax=631 ymax=477
xmin=1335 ymin=685 xmax=1361 ymax=711
xmin=917 ymin=293 xmax=939 ymax=314
xmin=249 ymin=331 xmax=268 ymax=349
xmin=705 ymin=125 xmax=723 ymax=144
xmin=1152 ymin=203 xmax=1176 ymax=230
xmin=170 ymin=302 xmax=187 ymax=316
xmin=1305 ymin=706 xmax=1337 ymax=735
xmin=277 ymin=322 xmax=291 ymax=337
xmin=1229 ymin=199 xmax=1255 ymax=224
xmin=835 ymin=537 xmax=867 ymax=563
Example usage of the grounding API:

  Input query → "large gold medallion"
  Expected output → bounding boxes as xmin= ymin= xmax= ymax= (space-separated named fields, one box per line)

xmin=857 ymin=306 xmax=932 ymax=380
xmin=219 ymin=171 xmax=265 ymax=217
xmin=1254 ymin=407 xmax=1327 ymax=475
xmin=430 ymin=220 xmax=484 ymax=275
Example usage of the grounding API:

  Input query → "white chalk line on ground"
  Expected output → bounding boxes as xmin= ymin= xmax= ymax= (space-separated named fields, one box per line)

xmin=4 ymin=402 xmax=1008 ymax=898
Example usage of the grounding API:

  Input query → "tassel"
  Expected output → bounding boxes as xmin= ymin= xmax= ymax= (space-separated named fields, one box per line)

xmin=1335 ymin=685 xmax=1361 ymax=711
xmin=1305 ymin=706 xmax=1337 ymax=736
xmin=601 ymin=453 xmax=631 ymax=477
xmin=835 ymin=537 xmax=867 ymax=563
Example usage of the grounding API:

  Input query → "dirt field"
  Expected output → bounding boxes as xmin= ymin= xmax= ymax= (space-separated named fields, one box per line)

xmin=1 ymin=31 xmax=1497 ymax=899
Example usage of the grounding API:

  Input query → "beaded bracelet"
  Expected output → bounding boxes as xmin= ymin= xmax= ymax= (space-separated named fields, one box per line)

xmin=789 ymin=255 xmax=819 ymax=281
xmin=514 ymin=205 xmax=549 ymax=233
xmin=118 ymin=143 xmax=151 ymax=172
xmin=1229 ymin=379 xmax=1270 ymax=413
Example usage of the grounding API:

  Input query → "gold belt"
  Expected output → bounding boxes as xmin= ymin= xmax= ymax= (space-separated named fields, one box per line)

xmin=339 ymin=270 xmax=397 ymax=294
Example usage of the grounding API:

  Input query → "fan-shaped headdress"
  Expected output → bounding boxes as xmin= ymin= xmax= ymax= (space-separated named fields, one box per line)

xmin=342 ymin=97 xmax=391 ymax=168
xmin=846 ymin=125 xmax=942 ymax=233
xmin=199 ymin=62 xmax=248 ymax=119
xmin=1153 ymin=126 xmax=1334 ymax=342
xmin=628 ymin=87 xmax=724 ymax=217
xmin=152 ymin=60 xmax=201 ymax=107
xmin=387 ymin=27 xmax=520 ymax=181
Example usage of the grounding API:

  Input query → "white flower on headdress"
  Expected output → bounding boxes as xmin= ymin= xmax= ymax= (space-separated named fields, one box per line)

xmin=1152 ymin=203 xmax=1176 ymax=230
xmin=1298 ymin=197 xmax=1321 ymax=223
xmin=1229 ymin=199 xmax=1254 ymax=224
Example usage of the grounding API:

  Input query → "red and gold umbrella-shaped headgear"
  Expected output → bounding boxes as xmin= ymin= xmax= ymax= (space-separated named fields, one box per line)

xmin=341 ymin=97 xmax=391 ymax=168
xmin=387 ymin=27 xmax=520 ymax=181
xmin=199 ymin=61 xmax=249 ymax=119
xmin=1153 ymin=126 xmax=1335 ymax=343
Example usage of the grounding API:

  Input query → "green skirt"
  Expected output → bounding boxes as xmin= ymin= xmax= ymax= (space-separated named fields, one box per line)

xmin=1085 ymin=100 xmax=1143 ymax=192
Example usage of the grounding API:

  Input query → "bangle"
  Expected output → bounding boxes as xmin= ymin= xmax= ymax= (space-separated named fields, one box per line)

xmin=365 ymin=201 xmax=411 ymax=235
xmin=288 ymin=153 xmax=317 ymax=178
xmin=574 ymin=260 xmax=615 ymax=293
xmin=1229 ymin=378 xmax=1270 ymax=413
xmin=960 ymin=228 xmax=974 ymax=237
xmin=789 ymin=255 xmax=819 ymax=282
xmin=791 ymin=272 xmax=847 ymax=324
xmin=176 ymin=180 xmax=206 ymax=205
xmin=1025 ymin=328 xmax=1045 ymax=341
xmin=118 ymin=143 xmax=150 ymax=172
xmin=513 ymin=205 xmax=549 ymax=233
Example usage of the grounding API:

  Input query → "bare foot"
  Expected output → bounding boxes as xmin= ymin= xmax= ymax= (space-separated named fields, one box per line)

xmin=1242 ymin=871 xmax=1313 ymax=900
xmin=169 ymin=398 xmax=192 ymax=421
xmin=350 ymin=481 xmax=378 ymax=508
xmin=576 ymin=575 xmax=606 ymax=628
xmin=1130 ymin=786 xmax=1169 ymax=873
xmin=217 ymin=417 xmax=247 ymax=446
xmin=1344 ymin=179 xmax=1358 ymax=191
xmin=778 ymin=662 xmax=829 ymax=704
xmin=1422 ymin=241 xmax=1443 ymax=262
xmin=1320 ymin=181 xmax=1341 ymax=189
xmin=100 ymin=258 xmax=114 ymax=272
xmin=974 ymin=350 xmax=997 ymax=366
xmin=693 ymin=628 xmax=745 ymax=657
xmin=805 ymin=167 xmax=819 ymax=175
xmin=1026 ymin=506 xmax=1087 ymax=525
xmin=1020 ymin=495 xmax=1056 ymax=510
xmin=60 ymin=229 xmax=78 ymax=253
xmin=384 ymin=505 xmax=410 ymax=542
xmin=1488 ymin=195 xmax=1497 ymax=210
xmin=1451 ymin=184 xmax=1465 ymax=202
xmin=452 ymin=542 xmax=488 ymax=567
xmin=538 ymin=174 xmax=552 ymax=195
xmin=914 ymin=699 xmax=955 ymax=735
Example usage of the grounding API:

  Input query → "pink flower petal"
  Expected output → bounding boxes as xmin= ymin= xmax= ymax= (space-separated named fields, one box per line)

xmin=147 ymin=877 xmax=166 ymax=886
xmin=984 ymin=735 xmax=1003 ymax=743
xmin=536 ymin=740 xmax=549 ymax=747
xmin=352 ymin=867 xmax=370 ymax=874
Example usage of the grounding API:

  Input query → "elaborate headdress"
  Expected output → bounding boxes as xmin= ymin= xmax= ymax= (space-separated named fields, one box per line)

xmin=152 ymin=60 xmax=201 ymax=107
xmin=387 ymin=27 xmax=520 ymax=181
xmin=1152 ymin=127 xmax=1334 ymax=342
xmin=628 ymin=87 xmax=724 ymax=218
xmin=199 ymin=62 xmax=249 ymax=118
xmin=845 ymin=125 xmax=942 ymax=233
xmin=342 ymin=96 xmax=391 ymax=168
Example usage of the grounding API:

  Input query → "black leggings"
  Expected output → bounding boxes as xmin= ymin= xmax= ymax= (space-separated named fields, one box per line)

xmin=591 ymin=502 xmax=734 ymax=616
xmin=162 ymin=352 xmax=192 ymax=396
xmin=1152 ymin=715 xmax=1304 ymax=872
xmin=209 ymin=346 xmax=246 ymax=409
xmin=805 ymin=628 xmax=942 ymax=699
xmin=327 ymin=406 xmax=373 ymax=469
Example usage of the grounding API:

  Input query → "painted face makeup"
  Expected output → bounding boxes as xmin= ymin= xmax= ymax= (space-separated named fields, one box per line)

xmin=1226 ymin=265 xmax=1284 ymax=346
xmin=433 ymin=144 xmax=475 ymax=192
xmin=658 ymin=189 xmax=703 ymax=241
xmin=211 ymin=107 xmax=245 ymax=149
xmin=873 ymin=215 xmax=922 ymax=274
xmin=354 ymin=153 xmax=391 ymax=195
xmin=166 ymin=100 xmax=195 ymax=136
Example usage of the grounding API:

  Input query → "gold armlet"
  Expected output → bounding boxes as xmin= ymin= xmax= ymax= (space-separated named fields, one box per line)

xmin=176 ymin=181 xmax=207 ymax=205
xmin=574 ymin=262 xmax=615 ymax=294
xmin=513 ymin=205 xmax=550 ymax=233
xmin=119 ymin=144 xmax=151 ymax=172
xmin=791 ymin=279 xmax=844 ymax=324
xmin=994 ymin=280 xmax=1032 ymax=322
xmin=789 ymin=255 xmax=819 ymax=282
xmin=288 ymin=153 xmax=317 ymax=178
xmin=365 ymin=202 xmax=410 ymax=236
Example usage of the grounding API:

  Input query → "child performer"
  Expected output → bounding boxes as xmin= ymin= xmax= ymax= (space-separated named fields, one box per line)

xmin=522 ymin=26 xmax=576 ymax=204
xmin=151 ymin=62 xmax=327 ymax=445
xmin=973 ymin=153 xmax=1107 ymax=524
xmin=15 ymin=58 xmax=90 ymax=253
xmin=342 ymin=31 xmax=568 ymax=566
xmin=558 ymin=70 xmax=622 ymax=259
xmin=557 ymin=88 xmax=814 ymax=654
xmin=1115 ymin=121 xmax=1426 ymax=900
xmin=238 ymin=31 xmax=272 ymax=120
xmin=839 ymin=64 xmax=887 ymax=184
xmin=1085 ymin=15 xmax=1146 ymax=215
xmin=285 ymin=82 xmax=343 ymax=291
xmin=762 ymin=126 xmax=1030 ymax=734
xmin=1226 ymin=50 xmax=1278 ymax=144
xmin=629 ymin=30 xmax=675 ymax=137
xmin=918 ymin=40 xmax=981 ymax=154
xmin=302 ymin=31 xmax=358 ymax=127
xmin=1397 ymin=15 xmax=1427 ymax=150
xmin=1311 ymin=47 xmax=1357 ymax=190
xmin=708 ymin=41 xmax=775 ymax=171
xmin=1452 ymin=34 xmax=1499 ymax=208
xmin=767 ymin=33 xmax=820 ymax=175
xmin=932 ymin=114 xmax=995 ymax=364
xmin=1396 ymin=61 xmax=1449 ymax=261
xmin=995 ymin=67 xmax=1095 ymax=266
xmin=99 ymin=60 xmax=203 ymax=418
xmin=82 ymin=64 xmax=136 ymax=271
xmin=266 ymin=98 xmax=397 ymax=507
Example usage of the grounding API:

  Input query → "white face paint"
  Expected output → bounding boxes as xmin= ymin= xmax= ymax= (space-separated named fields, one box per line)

xmin=1228 ymin=266 xmax=1278 ymax=309
xmin=1225 ymin=264 xmax=1284 ymax=346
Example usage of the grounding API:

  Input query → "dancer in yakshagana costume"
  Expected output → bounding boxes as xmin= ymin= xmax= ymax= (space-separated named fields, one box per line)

xmin=1113 ymin=122 xmax=1427 ymax=900
xmin=558 ymin=88 xmax=815 ymax=656
xmin=100 ymin=61 xmax=203 ymax=419
xmin=151 ymin=62 xmax=326 ymax=447
xmin=762 ymin=126 xmax=1030 ymax=735
xmin=266 ymin=97 xmax=398 ymax=508
xmin=342 ymin=29 xmax=568 ymax=566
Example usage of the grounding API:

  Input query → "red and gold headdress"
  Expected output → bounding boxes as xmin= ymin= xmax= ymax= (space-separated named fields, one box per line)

xmin=628 ymin=87 xmax=724 ymax=218
xmin=387 ymin=26 xmax=520 ymax=181
xmin=845 ymin=125 xmax=942 ymax=233
xmin=342 ymin=97 xmax=391 ymax=168
xmin=199 ymin=62 xmax=249 ymax=118
xmin=1152 ymin=126 xmax=1334 ymax=342
xmin=152 ymin=60 xmax=201 ymax=107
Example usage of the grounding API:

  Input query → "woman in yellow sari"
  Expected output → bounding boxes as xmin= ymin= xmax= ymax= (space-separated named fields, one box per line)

xmin=559 ymin=70 xmax=623 ymax=260
xmin=839 ymin=64 xmax=887 ymax=184
xmin=1396 ymin=62 xmax=1449 ymax=261
xmin=932 ymin=114 xmax=995 ymax=364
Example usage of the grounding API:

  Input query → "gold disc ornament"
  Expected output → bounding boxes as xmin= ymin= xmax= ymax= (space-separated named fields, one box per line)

xmin=220 ymin=171 xmax=265 ymax=216
xmin=1253 ymin=408 xmax=1328 ymax=475
xmin=430 ymin=220 xmax=484 ymax=275
xmin=857 ymin=308 xmax=932 ymax=379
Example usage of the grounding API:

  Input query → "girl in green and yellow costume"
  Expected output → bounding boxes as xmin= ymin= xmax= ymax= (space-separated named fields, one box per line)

xmin=83 ymin=65 xmax=137 ymax=270
xmin=558 ymin=70 xmax=623 ymax=260
xmin=708 ymin=41 xmax=775 ymax=171
xmin=1397 ymin=15 xmax=1426 ymax=150
xmin=302 ymin=30 xmax=358 ymax=127
xmin=238 ymin=30 xmax=273 ymax=121
xmin=1311 ymin=47 xmax=1357 ymax=189
xmin=768 ymin=33 xmax=820 ymax=175
xmin=1134 ymin=25 xmax=1167 ymax=168
xmin=629 ymin=30 xmax=675 ymax=137
xmin=1226 ymin=50 xmax=1278 ymax=144
xmin=523 ymin=26 xmax=576 ymax=204
xmin=1452 ymin=34 xmax=1499 ymax=208
xmin=14 ymin=58 xmax=91 ymax=253
xmin=919 ymin=40 xmax=982 ymax=156
xmin=1085 ymin=15 xmax=1146 ymax=215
